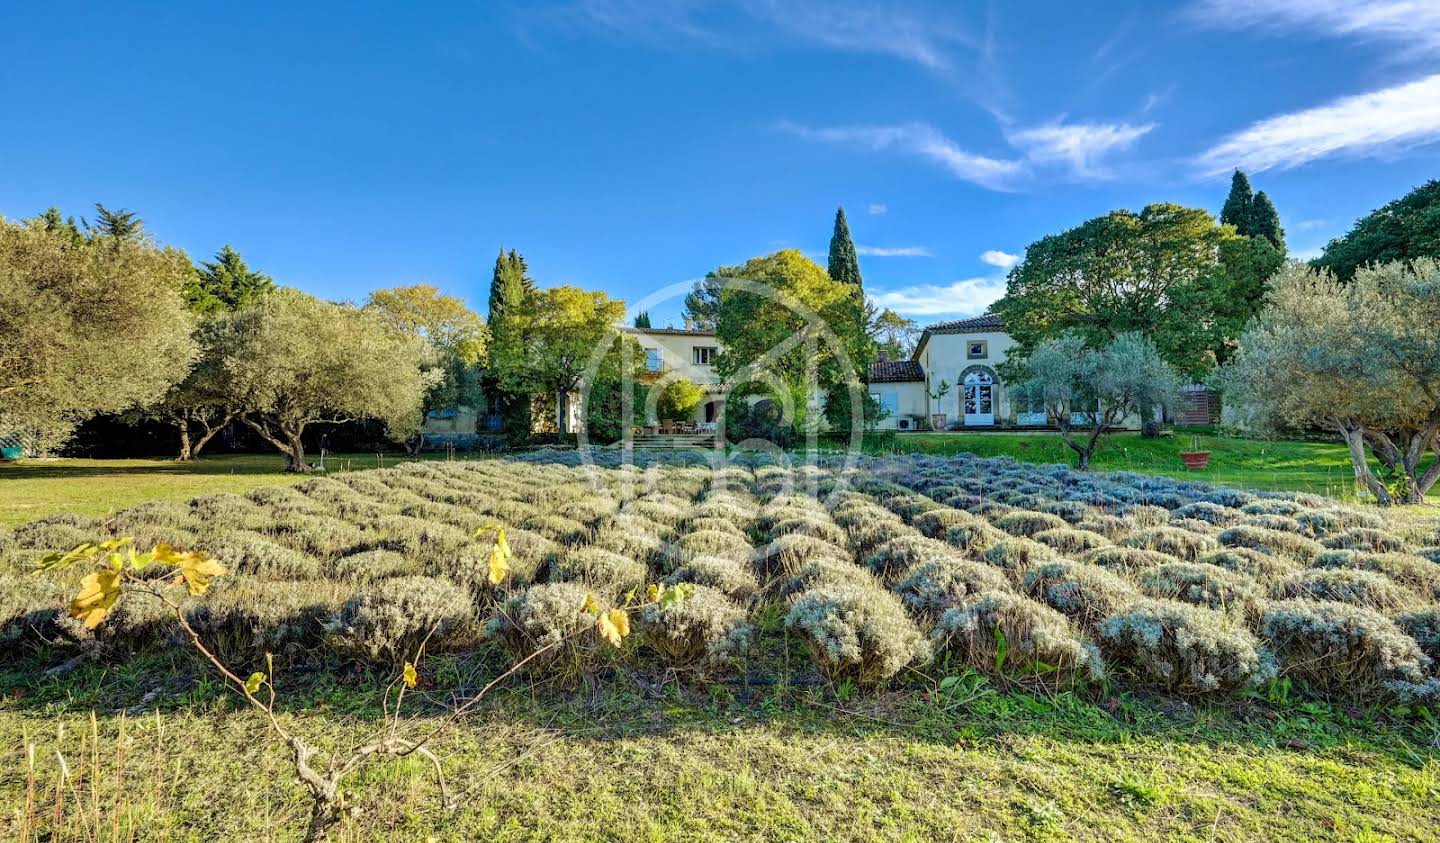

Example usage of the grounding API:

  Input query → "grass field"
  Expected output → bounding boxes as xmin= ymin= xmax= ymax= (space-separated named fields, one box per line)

xmin=4 ymin=651 xmax=1438 ymax=842
xmin=0 ymin=452 xmax=476 ymax=528
xmin=872 ymin=428 xmax=1439 ymax=502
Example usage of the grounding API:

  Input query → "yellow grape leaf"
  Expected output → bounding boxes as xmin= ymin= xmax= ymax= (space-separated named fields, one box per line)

xmin=581 ymin=593 xmax=600 ymax=615
xmin=646 ymin=583 xmax=660 ymax=603
xmin=163 ymin=549 xmax=226 ymax=596
xmin=244 ymin=672 xmax=266 ymax=695
xmin=597 ymin=608 xmax=631 ymax=648
xmin=610 ymin=608 xmax=630 ymax=638
xmin=69 ymin=569 xmax=122 ymax=630
xmin=402 ymin=662 xmax=418 ymax=689
xmin=596 ymin=612 xmax=622 ymax=648
xmin=487 ymin=545 xmax=510 ymax=586
xmin=495 ymin=529 xmax=511 ymax=562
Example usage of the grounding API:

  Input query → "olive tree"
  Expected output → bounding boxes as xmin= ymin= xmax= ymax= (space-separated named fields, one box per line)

xmin=0 ymin=215 xmax=197 ymax=452
xmin=223 ymin=288 xmax=431 ymax=471
xmin=148 ymin=314 xmax=242 ymax=460
xmin=1011 ymin=332 xmax=1181 ymax=469
xmin=1218 ymin=260 xmax=1440 ymax=505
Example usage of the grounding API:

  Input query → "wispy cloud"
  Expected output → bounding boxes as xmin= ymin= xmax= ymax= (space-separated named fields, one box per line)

xmin=778 ymin=121 xmax=1025 ymax=191
xmin=744 ymin=0 xmax=977 ymax=71
xmin=1186 ymin=0 xmax=1440 ymax=53
xmin=1008 ymin=121 xmax=1155 ymax=179
xmin=1195 ymin=73 xmax=1440 ymax=176
xmin=867 ymin=203 xmax=888 ymax=215
xmin=980 ymin=249 xmax=1018 ymax=269
xmin=565 ymin=0 xmax=979 ymax=70
xmin=856 ymin=245 xmax=933 ymax=257
xmin=871 ymin=277 xmax=1007 ymax=318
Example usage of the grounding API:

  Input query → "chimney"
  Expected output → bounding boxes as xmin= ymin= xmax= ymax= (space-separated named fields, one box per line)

xmin=684 ymin=317 xmax=694 ymax=331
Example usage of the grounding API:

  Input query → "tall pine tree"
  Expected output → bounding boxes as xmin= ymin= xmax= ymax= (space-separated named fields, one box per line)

xmin=1249 ymin=191 xmax=1285 ymax=253
xmin=633 ymin=311 xmax=652 ymax=329
xmin=187 ymin=245 xmax=274 ymax=313
xmin=1220 ymin=170 xmax=1254 ymax=234
xmin=827 ymin=206 xmax=862 ymax=287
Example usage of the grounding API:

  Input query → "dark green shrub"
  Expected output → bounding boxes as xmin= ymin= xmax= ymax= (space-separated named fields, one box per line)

xmin=1322 ymin=528 xmax=1410 ymax=554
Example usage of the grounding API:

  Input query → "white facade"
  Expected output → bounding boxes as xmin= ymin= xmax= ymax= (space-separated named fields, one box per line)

xmin=626 ymin=327 xmax=725 ymax=425
xmin=915 ymin=328 xmax=1017 ymax=428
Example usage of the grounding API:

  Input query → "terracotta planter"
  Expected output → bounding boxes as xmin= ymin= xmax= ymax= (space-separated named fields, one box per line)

xmin=1179 ymin=451 xmax=1211 ymax=470
xmin=931 ymin=414 xmax=947 ymax=431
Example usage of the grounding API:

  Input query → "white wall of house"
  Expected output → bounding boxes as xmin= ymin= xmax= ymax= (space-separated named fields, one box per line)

xmin=917 ymin=330 xmax=1016 ymax=427
xmin=867 ymin=381 xmax=928 ymax=430
xmin=628 ymin=328 xmax=725 ymax=425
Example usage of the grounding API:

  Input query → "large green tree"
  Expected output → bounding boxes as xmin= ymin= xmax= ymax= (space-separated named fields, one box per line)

xmin=0 ymin=214 xmax=197 ymax=452
xmin=681 ymin=272 xmax=724 ymax=330
xmin=713 ymin=249 xmax=870 ymax=437
xmin=86 ymin=203 xmax=145 ymax=240
xmin=522 ymin=286 xmax=628 ymax=434
xmin=1313 ymin=180 xmax=1440 ymax=282
xmin=366 ymin=284 xmax=489 ymax=452
xmin=1219 ymin=260 xmax=1440 ymax=505
xmin=187 ymin=245 xmax=275 ymax=314
xmin=224 ymin=288 xmax=429 ymax=471
xmin=994 ymin=203 xmax=1281 ymax=380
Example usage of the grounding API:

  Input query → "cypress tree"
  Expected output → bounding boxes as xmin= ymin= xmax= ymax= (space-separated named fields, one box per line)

xmin=485 ymin=248 xmax=533 ymax=437
xmin=827 ymin=206 xmax=863 ymax=288
xmin=634 ymin=311 xmax=652 ymax=329
xmin=189 ymin=245 xmax=274 ymax=313
xmin=1220 ymin=170 xmax=1255 ymax=234
xmin=1249 ymin=191 xmax=1285 ymax=253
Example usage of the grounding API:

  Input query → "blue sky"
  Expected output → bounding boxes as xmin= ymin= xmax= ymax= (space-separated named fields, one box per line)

xmin=3 ymin=1 xmax=1439 ymax=328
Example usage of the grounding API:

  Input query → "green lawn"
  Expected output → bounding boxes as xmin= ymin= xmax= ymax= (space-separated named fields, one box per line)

xmin=4 ymin=652 xmax=1438 ymax=841
xmin=0 ymin=452 xmax=479 ymax=529
xmin=870 ymin=428 xmax=1437 ymax=502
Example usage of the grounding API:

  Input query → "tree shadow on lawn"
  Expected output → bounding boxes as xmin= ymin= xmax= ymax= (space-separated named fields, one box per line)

xmin=4 ymin=644 xmax=1436 ymax=771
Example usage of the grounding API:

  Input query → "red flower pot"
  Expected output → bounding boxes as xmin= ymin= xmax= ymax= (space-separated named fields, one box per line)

xmin=1179 ymin=451 xmax=1211 ymax=470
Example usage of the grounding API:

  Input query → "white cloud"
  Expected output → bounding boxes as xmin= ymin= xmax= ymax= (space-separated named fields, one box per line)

xmin=1195 ymin=73 xmax=1440 ymax=176
xmin=1186 ymin=0 xmax=1440 ymax=53
xmin=870 ymin=277 xmax=1007 ymax=318
xmin=567 ymin=0 xmax=978 ymax=70
xmin=867 ymin=203 xmax=887 ymax=215
xmin=1008 ymin=121 xmax=1155 ymax=179
xmin=855 ymin=245 xmax=933 ymax=257
xmin=980 ymin=249 xmax=1018 ymax=269
xmin=778 ymin=121 xmax=1024 ymax=191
